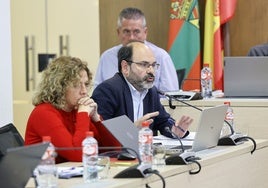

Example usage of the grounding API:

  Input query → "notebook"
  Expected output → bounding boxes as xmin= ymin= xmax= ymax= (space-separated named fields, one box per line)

xmin=224 ymin=56 xmax=268 ymax=97
xmin=102 ymin=115 xmax=140 ymax=157
xmin=0 ymin=143 xmax=49 ymax=188
xmin=155 ymin=104 xmax=228 ymax=154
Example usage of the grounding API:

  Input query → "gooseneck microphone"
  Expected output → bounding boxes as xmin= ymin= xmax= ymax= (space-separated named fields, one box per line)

xmin=158 ymin=90 xmax=203 ymax=112
xmin=163 ymin=127 xmax=201 ymax=174
xmin=158 ymin=90 xmax=256 ymax=153
xmin=164 ymin=127 xmax=185 ymax=153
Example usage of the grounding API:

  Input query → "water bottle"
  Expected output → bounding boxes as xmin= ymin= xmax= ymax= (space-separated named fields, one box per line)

xmin=82 ymin=131 xmax=98 ymax=183
xmin=225 ymin=101 xmax=234 ymax=129
xmin=201 ymin=64 xmax=212 ymax=98
xmin=221 ymin=102 xmax=234 ymax=137
xmin=139 ymin=121 xmax=153 ymax=165
xmin=35 ymin=136 xmax=57 ymax=188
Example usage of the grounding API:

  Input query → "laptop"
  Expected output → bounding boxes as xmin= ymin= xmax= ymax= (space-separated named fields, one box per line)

xmin=102 ymin=115 xmax=139 ymax=157
xmin=224 ymin=56 xmax=268 ymax=97
xmin=0 ymin=143 xmax=49 ymax=188
xmin=102 ymin=104 xmax=227 ymax=156
xmin=155 ymin=104 xmax=228 ymax=154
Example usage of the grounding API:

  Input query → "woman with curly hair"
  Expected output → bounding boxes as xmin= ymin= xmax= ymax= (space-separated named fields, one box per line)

xmin=25 ymin=56 xmax=119 ymax=163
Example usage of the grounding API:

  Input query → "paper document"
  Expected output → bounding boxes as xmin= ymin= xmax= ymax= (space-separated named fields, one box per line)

xmin=58 ymin=166 xmax=83 ymax=179
xmin=153 ymin=132 xmax=196 ymax=146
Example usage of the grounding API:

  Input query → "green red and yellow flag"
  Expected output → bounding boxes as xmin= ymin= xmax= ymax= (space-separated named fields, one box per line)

xmin=167 ymin=0 xmax=201 ymax=91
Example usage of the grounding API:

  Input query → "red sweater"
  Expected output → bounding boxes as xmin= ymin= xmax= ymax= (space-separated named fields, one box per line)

xmin=24 ymin=103 xmax=120 ymax=163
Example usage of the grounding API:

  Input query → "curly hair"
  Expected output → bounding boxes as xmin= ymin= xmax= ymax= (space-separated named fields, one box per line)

xmin=32 ymin=56 xmax=92 ymax=110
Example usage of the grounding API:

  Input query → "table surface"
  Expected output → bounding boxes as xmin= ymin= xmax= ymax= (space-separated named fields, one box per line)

xmin=25 ymin=139 xmax=268 ymax=188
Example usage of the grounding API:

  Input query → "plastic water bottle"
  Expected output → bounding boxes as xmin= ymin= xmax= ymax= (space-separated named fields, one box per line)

xmin=36 ymin=136 xmax=57 ymax=188
xmin=82 ymin=131 xmax=98 ymax=183
xmin=139 ymin=121 xmax=153 ymax=165
xmin=221 ymin=102 xmax=234 ymax=137
xmin=201 ymin=64 xmax=212 ymax=98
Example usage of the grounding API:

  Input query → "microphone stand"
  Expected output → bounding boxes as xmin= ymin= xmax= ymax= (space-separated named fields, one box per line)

xmin=158 ymin=90 xmax=256 ymax=153
xmin=163 ymin=127 xmax=201 ymax=174
xmin=164 ymin=128 xmax=195 ymax=162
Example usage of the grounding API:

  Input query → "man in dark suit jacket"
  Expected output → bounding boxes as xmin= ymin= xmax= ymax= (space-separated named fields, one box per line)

xmin=92 ymin=41 xmax=192 ymax=138
xmin=247 ymin=43 xmax=268 ymax=56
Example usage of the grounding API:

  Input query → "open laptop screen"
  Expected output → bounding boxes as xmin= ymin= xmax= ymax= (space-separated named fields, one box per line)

xmin=102 ymin=115 xmax=139 ymax=157
xmin=224 ymin=56 xmax=268 ymax=97
xmin=0 ymin=143 xmax=48 ymax=188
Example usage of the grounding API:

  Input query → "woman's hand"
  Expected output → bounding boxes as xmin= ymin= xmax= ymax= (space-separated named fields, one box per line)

xmin=171 ymin=115 xmax=193 ymax=138
xmin=77 ymin=97 xmax=101 ymax=122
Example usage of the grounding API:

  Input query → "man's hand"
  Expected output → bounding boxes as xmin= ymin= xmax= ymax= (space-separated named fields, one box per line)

xmin=134 ymin=111 xmax=159 ymax=128
xmin=171 ymin=115 xmax=193 ymax=138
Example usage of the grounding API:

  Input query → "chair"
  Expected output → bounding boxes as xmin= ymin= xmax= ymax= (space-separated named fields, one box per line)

xmin=0 ymin=123 xmax=24 ymax=157
xmin=176 ymin=68 xmax=186 ymax=90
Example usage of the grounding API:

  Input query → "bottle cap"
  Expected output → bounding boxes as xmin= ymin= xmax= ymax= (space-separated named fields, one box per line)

xmin=42 ymin=136 xmax=51 ymax=142
xmin=141 ymin=121 xmax=150 ymax=127
xmin=224 ymin=101 xmax=231 ymax=106
xmin=86 ymin=131 xmax=94 ymax=137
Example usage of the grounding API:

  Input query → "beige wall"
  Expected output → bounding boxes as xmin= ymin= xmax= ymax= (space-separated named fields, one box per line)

xmin=0 ymin=0 xmax=13 ymax=126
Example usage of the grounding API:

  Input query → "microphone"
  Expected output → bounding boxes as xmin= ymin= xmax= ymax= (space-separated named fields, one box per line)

xmin=158 ymin=90 xmax=256 ymax=150
xmin=164 ymin=127 xmax=196 ymax=165
xmin=55 ymin=146 xmax=153 ymax=178
xmin=158 ymin=90 xmax=203 ymax=112
xmin=163 ymin=127 xmax=201 ymax=174
xmin=164 ymin=127 xmax=185 ymax=153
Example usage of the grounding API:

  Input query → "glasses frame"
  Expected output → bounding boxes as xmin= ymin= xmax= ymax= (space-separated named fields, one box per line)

xmin=128 ymin=61 xmax=160 ymax=70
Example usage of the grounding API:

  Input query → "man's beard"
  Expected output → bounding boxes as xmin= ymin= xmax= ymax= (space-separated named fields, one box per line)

xmin=127 ymin=72 xmax=155 ymax=91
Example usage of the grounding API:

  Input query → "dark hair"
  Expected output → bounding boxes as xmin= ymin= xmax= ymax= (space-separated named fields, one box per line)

xmin=117 ymin=45 xmax=133 ymax=72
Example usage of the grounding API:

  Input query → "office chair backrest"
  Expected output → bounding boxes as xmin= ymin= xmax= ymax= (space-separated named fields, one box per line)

xmin=0 ymin=123 xmax=24 ymax=157
xmin=176 ymin=68 xmax=186 ymax=90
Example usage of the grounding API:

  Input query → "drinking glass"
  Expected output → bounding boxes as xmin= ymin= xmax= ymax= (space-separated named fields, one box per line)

xmin=35 ymin=165 xmax=58 ymax=188
xmin=97 ymin=156 xmax=110 ymax=179
xmin=153 ymin=145 xmax=166 ymax=168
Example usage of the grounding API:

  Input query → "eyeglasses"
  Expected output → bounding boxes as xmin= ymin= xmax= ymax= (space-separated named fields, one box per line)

xmin=122 ymin=29 xmax=142 ymax=37
xmin=129 ymin=61 xmax=160 ymax=70
xmin=72 ymin=82 xmax=91 ymax=90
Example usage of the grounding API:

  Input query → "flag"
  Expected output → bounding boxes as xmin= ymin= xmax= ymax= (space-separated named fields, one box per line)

xmin=167 ymin=0 xmax=201 ymax=91
xmin=203 ymin=0 xmax=237 ymax=90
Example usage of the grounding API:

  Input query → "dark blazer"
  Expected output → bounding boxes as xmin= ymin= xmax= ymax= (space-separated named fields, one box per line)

xmin=247 ymin=43 xmax=268 ymax=56
xmin=91 ymin=73 xmax=174 ymax=137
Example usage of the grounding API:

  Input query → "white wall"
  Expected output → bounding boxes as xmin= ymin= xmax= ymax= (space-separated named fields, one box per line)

xmin=0 ymin=0 xmax=13 ymax=126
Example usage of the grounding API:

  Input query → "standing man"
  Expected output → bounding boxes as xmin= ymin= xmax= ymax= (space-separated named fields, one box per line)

xmin=92 ymin=41 xmax=192 ymax=138
xmin=94 ymin=7 xmax=179 ymax=92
